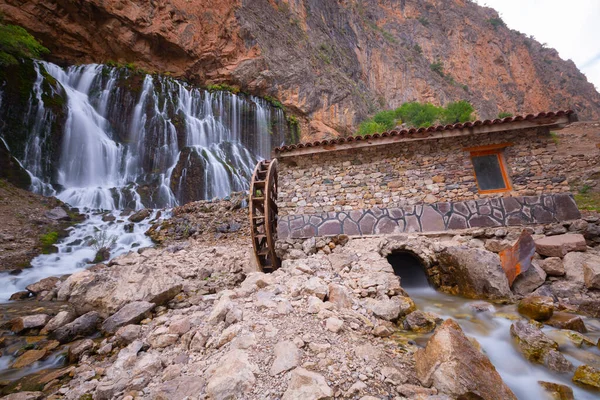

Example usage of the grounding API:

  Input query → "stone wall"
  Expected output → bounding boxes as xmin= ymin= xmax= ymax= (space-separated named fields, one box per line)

xmin=277 ymin=194 xmax=581 ymax=239
xmin=277 ymin=128 xmax=596 ymax=217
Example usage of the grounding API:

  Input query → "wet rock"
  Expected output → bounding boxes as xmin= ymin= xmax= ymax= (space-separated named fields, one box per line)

xmin=512 ymin=261 xmax=547 ymax=296
xmin=415 ymin=319 xmax=516 ymax=400
xmin=365 ymin=296 xmax=414 ymax=321
xmin=510 ymin=320 xmax=573 ymax=373
xmin=270 ymin=340 xmax=300 ymax=376
xmin=9 ymin=291 xmax=30 ymax=300
xmin=0 ymin=392 xmax=44 ymax=400
xmin=437 ymin=246 xmax=512 ymax=300
xmin=403 ymin=310 xmax=437 ymax=333
xmin=206 ymin=350 xmax=257 ymax=399
xmin=68 ymin=339 xmax=94 ymax=363
xmin=26 ymin=276 xmax=61 ymax=295
xmin=572 ymin=365 xmax=600 ymax=389
xmin=545 ymin=312 xmax=587 ymax=333
xmin=128 ymin=209 xmax=151 ymax=222
xmin=101 ymin=301 xmax=155 ymax=334
xmin=538 ymin=381 xmax=574 ymax=400
xmin=51 ymin=311 xmax=101 ymax=344
xmin=11 ymin=314 xmax=50 ymax=333
xmin=93 ymin=247 xmax=111 ymax=263
xmin=12 ymin=349 xmax=47 ymax=368
xmin=41 ymin=310 xmax=76 ymax=334
xmin=538 ymin=257 xmax=565 ymax=276
xmin=517 ymin=295 xmax=554 ymax=321
xmin=281 ymin=367 xmax=333 ymax=400
xmin=534 ymin=234 xmax=587 ymax=257
xmin=583 ymin=256 xmax=600 ymax=289
xmin=45 ymin=207 xmax=69 ymax=221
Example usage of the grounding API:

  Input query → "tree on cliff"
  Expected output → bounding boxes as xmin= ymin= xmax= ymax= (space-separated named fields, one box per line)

xmin=0 ymin=16 xmax=49 ymax=66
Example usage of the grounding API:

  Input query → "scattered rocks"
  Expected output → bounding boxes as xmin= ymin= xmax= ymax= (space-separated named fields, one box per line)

xmin=437 ymin=246 xmax=512 ymax=300
xmin=68 ymin=339 xmax=94 ymax=363
xmin=510 ymin=320 xmax=573 ymax=373
xmin=11 ymin=349 xmax=47 ymax=368
xmin=281 ymin=367 xmax=333 ymax=400
xmin=583 ymin=256 xmax=600 ymax=289
xmin=415 ymin=319 xmax=516 ymax=400
xmin=538 ymin=257 xmax=565 ymax=276
xmin=512 ymin=261 xmax=547 ymax=296
xmin=365 ymin=296 xmax=414 ymax=321
xmin=0 ymin=392 xmax=45 ymax=400
xmin=41 ymin=310 xmax=76 ymax=334
xmin=51 ymin=311 xmax=101 ymax=344
xmin=572 ymin=365 xmax=600 ymax=389
xmin=128 ymin=209 xmax=151 ymax=223
xmin=534 ymin=234 xmax=587 ymax=257
xmin=403 ymin=310 xmax=437 ymax=333
xmin=101 ymin=301 xmax=155 ymax=333
xmin=517 ymin=295 xmax=554 ymax=321
xmin=206 ymin=350 xmax=257 ymax=399
xmin=538 ymin=381 xmax=574 ymax=400
xmin=10 ymin=314 xmax=50 ymax=333
xmin=270 ymin=340 xmax=301 ymax=376
xmin=303 ymin=277 xmax=329 ymax=300
xmin=545 ymin=312 xmax=587 ymax=333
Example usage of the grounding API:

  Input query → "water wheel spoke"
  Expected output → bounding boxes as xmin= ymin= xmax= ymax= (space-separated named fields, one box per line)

xmin=249 ymin=159 xmax=281 ymax=272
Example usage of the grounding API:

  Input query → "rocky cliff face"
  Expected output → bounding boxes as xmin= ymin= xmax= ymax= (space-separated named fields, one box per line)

xmin=3 ymin=0 xmax=600 ymax=138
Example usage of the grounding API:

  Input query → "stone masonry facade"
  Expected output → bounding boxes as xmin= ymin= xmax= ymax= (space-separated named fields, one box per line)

xmin=277 ymin=127 xmax=597 ymax=216
xmin=277 ymin=193 xmax=580 ymax=239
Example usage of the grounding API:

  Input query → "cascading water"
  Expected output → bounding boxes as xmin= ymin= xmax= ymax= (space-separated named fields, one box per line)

xmin=388 ymin=253 xmax=600 ymax=400
xmin=0 ymin=61 xmax=291 ymax=302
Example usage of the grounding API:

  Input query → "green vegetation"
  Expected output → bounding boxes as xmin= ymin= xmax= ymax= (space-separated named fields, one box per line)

xmin=550 ymin=131 xmax=560 ymax=144
xmin=498 ymin=112 xmax=513 ymax=118
xmin=487 ymin=17 xmax=506 ymax=30
xmin=40 ymin=231 xmax=59 ymax=254
xmin=366 ymin=21 xmax=397 ymax=44
xmin=263 ymin=95 xmax=283 ymax=109
xmin=574 ymin=184 xmax=600 ymax=212
xmin=417 ymin=17 xmax=429 ymax=27
xmin=206 ymin=83 xmax=240 ymax=94
xmin=356 ymin=101 xmax=475 ymax=135
xmin=0 ymin=18 xmax=49 ymax=66
xmin=430 ymin=61 xmax=444 ymax=77
xmin=413 ymin=44 xmax=423 ymax=54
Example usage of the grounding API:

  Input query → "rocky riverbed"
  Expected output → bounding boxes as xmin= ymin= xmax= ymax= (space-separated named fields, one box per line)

xmin=1 ymin=198 xmax=600 ymax=399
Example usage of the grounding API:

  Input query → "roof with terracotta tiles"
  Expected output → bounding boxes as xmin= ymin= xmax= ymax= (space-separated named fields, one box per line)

xmin=274 ymin=110 xmax=576 ymax=155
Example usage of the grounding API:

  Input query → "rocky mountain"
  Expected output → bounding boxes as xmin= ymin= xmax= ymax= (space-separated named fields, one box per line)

xmin=2 ymin=0 xmax=600 ymax=138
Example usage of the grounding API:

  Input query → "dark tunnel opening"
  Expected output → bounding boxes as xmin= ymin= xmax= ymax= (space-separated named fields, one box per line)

xmin=386 ymin=251 xmax=431 ymax=290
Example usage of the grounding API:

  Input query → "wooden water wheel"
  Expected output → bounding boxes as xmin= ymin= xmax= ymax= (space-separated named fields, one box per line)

xmin=249 ymin=159 xmax=280 ymax=272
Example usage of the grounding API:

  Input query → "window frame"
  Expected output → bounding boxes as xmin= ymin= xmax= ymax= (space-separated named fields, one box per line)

xmin=464 ymin=143 xmax=513 ymax=194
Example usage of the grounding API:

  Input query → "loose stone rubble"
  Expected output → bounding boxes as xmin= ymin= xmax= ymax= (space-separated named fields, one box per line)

xmin=2 ymin=206 xmax=600 ymax=399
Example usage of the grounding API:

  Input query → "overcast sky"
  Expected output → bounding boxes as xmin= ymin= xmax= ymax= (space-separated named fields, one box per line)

xmin=475 ymin=0 xmax=600 ymax=91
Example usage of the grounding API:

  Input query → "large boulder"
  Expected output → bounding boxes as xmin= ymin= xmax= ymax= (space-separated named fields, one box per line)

xmin=437 ymin=246 xmax=512 ymax=300
xmin=512 ymin=261 xmax=547 ymax=296
xmin=517 ymin=295 xmax=554 ymax=321
xmin=205 ymin=350 xmax=257 ymax=399
xmin=583 ymin=256 xmax=600 ymax=289
xmin=365 ymin=296 xmax=415 ymax=321
xmin=41 ymin=310 xmax=76 ymax=334
xmin=415 ymin=319 xmax=516 ymax=400
xmin=51 ymin=311 xmax=102 ymax=344
xmin=534 ymin=234 xmax=587 ymax=257
xmin=572 ymin=365 xmax=600 ymax=389
xmin=57 ymin=253 xmax=183 ymax=317
xmin=101 ymin=301 xmax=155 ymax=333
xmin=510 ymin=320 xmax=573 ymax=373
xmin=281 ymin=368 xmax=333 ymax=400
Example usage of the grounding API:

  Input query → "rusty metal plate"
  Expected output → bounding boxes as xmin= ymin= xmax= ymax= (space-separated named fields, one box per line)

xmin=500 ymin=230 xmax=536 ymax=286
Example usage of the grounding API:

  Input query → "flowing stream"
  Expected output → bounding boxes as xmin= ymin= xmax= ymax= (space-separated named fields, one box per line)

xmin=393 ymin=255 xmax=600 ymax=400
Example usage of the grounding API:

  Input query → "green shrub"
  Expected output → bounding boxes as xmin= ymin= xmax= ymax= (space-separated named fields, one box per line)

xmin=395 ymin=102 xmax=443 ymax=128
xmin=442 ymin=100 xmax=474 ymax=124
xmin=357 ymin=120 xmax=387 ymax=136
xmin=206 ymin=83 xmax=240 ymax=94
xmin=498 ymin=112 xmax=513 ymax=118
xmin=40 ymin=231 xmax=59 ymax=254
xmin=430 ymin=61 xmax=444 ymax=77
xmin=418 ymin=17 xmax=429 ymax=27
xmin=0 ymin=22 xmax=49 ymax=66
xmin=487 ymin=17 xmax=505 ymax=29
xmin=413 ymin=44 xmax=423 ymax=54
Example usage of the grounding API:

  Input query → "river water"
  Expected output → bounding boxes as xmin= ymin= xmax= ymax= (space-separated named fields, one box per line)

xmin=400 ymin=271 xmax=600 ymax=399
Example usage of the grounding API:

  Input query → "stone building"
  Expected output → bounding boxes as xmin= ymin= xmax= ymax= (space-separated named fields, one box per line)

xmin=273 ymin=110 xmax=590 ymax=239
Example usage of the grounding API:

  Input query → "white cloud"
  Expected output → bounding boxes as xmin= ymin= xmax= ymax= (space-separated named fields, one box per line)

xmin=475 ymin=0 xmax=600 ymax=91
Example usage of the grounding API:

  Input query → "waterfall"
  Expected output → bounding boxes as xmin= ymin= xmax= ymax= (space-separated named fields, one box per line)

xmin=0 ymin=61 xmax=289 ymax=210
